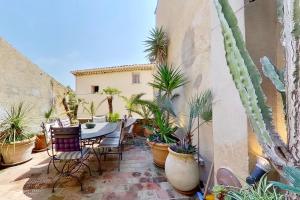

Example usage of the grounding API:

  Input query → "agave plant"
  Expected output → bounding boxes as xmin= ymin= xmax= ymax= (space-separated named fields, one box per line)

xmin=0 ymin=103 xmax=33 ymax=144
xmin=214 ymin=0 xmax=300 ymax=198
xmin=102 ymin=87 xmax=121 ymax=116
xmin=144 ymin=27 xmax=168 ymax=64
xmin=120 ymin=93 xmax=145 ymax=117
xmin=226 ymin=176 xmax=284 ymax=200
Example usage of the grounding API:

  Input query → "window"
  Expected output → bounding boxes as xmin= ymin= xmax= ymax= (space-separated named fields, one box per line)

xmin=91 ymin=85 xmax=99 ymax=93
xmin=132 ymin=73 xmax=140 ymax=84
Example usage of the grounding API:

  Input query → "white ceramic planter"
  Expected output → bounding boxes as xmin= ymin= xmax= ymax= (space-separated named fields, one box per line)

xmin=165 ymin=147 xmax=200 ymax=192
xmin=1 ymin=136 xmax=36 ymax=165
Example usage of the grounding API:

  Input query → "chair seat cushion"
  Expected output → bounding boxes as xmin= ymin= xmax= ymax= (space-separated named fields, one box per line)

xmin=106 ymin=130 xmax=121 ymax=138
xmin=56 ymin=147 xmax=90 ymax=160
xmin=99 ymin=137 xmax=120 ymax=147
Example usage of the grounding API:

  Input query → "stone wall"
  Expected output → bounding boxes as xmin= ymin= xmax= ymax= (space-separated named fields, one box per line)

xmin=0 ymin=38 xmax=67 ymax=133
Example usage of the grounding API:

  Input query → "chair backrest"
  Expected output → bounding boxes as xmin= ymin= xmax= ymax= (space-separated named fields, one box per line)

xmin=58 ymin=118 xmax=71 ymax=127
xmin=50 ymin=125 xmax=82 ymax=152
xmin=93 ymin=115 xmax=106 ymax=123
xmin=41 ymin=120 xmax=60 ymax=140
xmin=119 ymin=121 xmax=126 ymax=145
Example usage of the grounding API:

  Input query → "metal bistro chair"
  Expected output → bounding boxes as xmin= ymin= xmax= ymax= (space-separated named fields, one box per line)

xmin=94 ymin=121 xmax=125 ymax=173
xmin=49 ymin=125 xmax=91 ymax=192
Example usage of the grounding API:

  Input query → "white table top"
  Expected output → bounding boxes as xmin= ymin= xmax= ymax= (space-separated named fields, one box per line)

xmin=81 ymin=122 xmax=118 ymax=140
xmin=124 ymin=118 xmax=137 ymax=128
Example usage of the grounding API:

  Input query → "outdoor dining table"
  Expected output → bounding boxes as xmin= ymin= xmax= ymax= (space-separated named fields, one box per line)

xmin=81 ymin=122 xmax=118 ymax=140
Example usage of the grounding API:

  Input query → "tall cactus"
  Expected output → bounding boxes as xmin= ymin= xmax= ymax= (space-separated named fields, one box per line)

xmin=214 ymin=0 xmax=300 ymax=198
xmin=214 ymin=0 xmax=290 ymax=167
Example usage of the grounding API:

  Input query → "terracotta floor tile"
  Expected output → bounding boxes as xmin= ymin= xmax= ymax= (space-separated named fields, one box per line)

xmin=0 ymin=137 xmax=195 ymax=199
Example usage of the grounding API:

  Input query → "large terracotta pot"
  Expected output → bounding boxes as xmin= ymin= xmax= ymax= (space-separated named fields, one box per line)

xmin=165 ymin=147 xmax=199 ymax=192
xmin=133 ymin=123 xmax=144 ymax=136
xmin=33 ymin=134 xmax=48 ymax=152
xmin=143 ymin=128 xmax=153 ymax=137
xmin=147 ymin=140 xmax=169 ymax=168
xmin=1 ymin=136 xmax=36 ymax=165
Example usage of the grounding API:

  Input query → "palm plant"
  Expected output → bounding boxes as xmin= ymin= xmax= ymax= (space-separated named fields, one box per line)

xmin=102 ymin=87 xmax=121 ymax=116
xmin=83 ymin=100 xmax=105 ymax=120
xmin=62 ymin=87 xmax=83 ymax=124
xmin=44 ymin=106 xmax=55 ymax=123
xmin=120 ymin=93 xmax=145 ymax=117
xmin=0 ymin=103 xmax=32 ymax=144
xmin=139 ymin=93 xmax=177 ymax=143
xmin=144 ymin=27 xmax=168 ymax=64
xmin=171 ymin=90 xmax=213 ymax=154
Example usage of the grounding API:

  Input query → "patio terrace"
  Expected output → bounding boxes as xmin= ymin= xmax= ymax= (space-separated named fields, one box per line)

xmin=0 ymin=137 xmax=192 ymax=200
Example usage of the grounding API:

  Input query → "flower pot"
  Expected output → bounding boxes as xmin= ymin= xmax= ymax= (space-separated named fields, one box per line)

xmin=33 ymin=134 xmax=48 ymax=152
xmin=143 ymin=128 xmax=153 ymax=137
xmin=165 ymin=147 xmax=199 ymax=193
xmin=133 ymin=123 xmax=144 ymax=136
xmin=147 ymin=140 xmax=169 ymax=168
xmin=1 ymin=136 xmax=36 ymax=165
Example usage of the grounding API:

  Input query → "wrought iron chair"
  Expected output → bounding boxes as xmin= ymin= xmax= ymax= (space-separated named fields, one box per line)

xmin=93 ymin=121 xmax=125 ymax=173
xmin=49 ymin=125 xmax=91 ymax=192
xmin=58 ymin=118 xmax=71 ymax=127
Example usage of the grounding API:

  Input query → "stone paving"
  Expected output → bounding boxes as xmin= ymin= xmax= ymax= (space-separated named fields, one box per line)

xmin=0 ymin=137 xmax=194 ymax=200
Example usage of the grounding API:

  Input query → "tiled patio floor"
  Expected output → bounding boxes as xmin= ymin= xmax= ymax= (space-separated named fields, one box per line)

xmin=0 ymin=137 xmax=194 ymax=200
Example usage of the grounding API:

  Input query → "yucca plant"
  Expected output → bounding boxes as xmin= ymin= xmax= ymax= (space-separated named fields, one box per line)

xmin=149 ymin=63 xmax=188 ymax=122
xmin=144 ymin=27 xmax=168 ymax=64
xmin=214 ymin=0 xmax=300 ymax=198
xmin=170 ymin=90 xmax=213 ymax=154
xmin=120 ymin=93 xmax=145 ymax=117
xmin=0 ymin=103 xmax=33 ymax=144
xmin=102 ymin=87 xmax=121 ymax=116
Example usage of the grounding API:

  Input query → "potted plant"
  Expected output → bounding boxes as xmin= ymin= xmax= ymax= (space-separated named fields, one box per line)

xmin=142 ymin=64 xmax=187 ymax=167
xmin=83 ymin=100 xmax=105 ymax=128
xmin=62 ymin=86 xmax=83 ymax=125
xmin=165 ymin=90 xmax=212 ymax=193
xmin=33 ymin=106 xmax=55 ymax=152
xmin=0 ymin=103 xmax=36 ymax=165
xmin=108 ymin=112 xmax=120 ymax=123
xmin=102 ymin=87 xmax=121 ymax=121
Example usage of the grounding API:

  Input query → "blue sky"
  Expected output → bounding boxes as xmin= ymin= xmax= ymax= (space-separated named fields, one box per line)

xmin=0 ymin=0 xmax=157 ymax=88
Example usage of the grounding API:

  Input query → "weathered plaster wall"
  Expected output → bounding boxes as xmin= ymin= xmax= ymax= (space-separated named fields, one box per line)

xmin=0 ymin=38 xmax=67 ymax=132
xmin=74 ymin=69 xmax=154 ymax=118
xmin=156 ymin=0 xmax=213 ymax=181
xmin=211 ymin=0 xmax=250 ymax=180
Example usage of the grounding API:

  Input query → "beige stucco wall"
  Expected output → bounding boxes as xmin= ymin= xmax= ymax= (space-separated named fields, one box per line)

xmin=74 ymin=69 xmax=154 ymax=119
xmin=0 ymin=38 xmax=67 ymax=132
xmin=245 ymin=0 xmax=286 ymax=179
xmin=156 ymin=0 xmax=213 ymax=181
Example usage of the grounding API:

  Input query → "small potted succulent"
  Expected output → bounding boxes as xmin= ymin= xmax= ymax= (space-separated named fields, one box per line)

xmin=165 ymin=90 xmax=212 ymax=193
xmin=0 ymin=103 xmax=36 ymax=165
